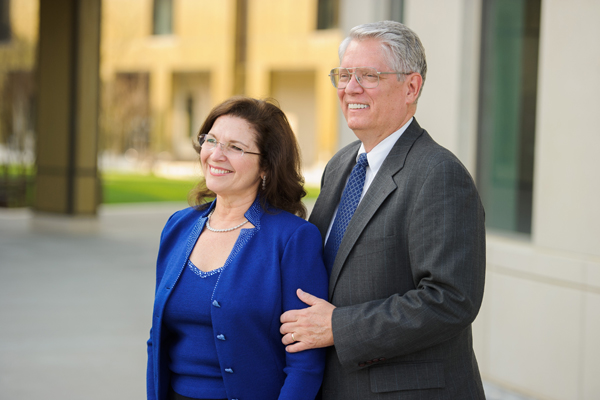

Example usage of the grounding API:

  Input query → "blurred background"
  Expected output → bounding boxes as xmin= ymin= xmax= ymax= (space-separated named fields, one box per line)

xmin=1 ymin=0 xmax=599 ymax=399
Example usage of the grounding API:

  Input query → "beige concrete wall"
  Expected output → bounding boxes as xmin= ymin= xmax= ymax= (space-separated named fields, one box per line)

xmin=532 ymin=0 xmax=600 ymax=259
xmin=271 ymin=71 xmax=317 ymax=166
xmin=405 ymin=0 xmax=481 ymax=173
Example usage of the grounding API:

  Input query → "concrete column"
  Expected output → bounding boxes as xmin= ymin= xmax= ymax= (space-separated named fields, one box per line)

xmin=35 ymin=0 xmax=101 ymax=215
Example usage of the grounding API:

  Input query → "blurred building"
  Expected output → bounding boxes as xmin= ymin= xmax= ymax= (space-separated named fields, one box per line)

xmin=100 ymin=0 xmax=342 ymax=167
xmin=0 ymin=0 xmax=38 ymax=207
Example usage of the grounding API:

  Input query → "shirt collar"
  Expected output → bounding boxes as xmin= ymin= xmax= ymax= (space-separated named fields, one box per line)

xmin=357 ymin=117 xmax=413 ymax=174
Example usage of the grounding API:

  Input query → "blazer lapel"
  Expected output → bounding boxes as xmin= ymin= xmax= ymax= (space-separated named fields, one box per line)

xmin=328 ymin=120 xmax=424 ymax=295
xmin=309 ymin=142 xmax=360 ymax=243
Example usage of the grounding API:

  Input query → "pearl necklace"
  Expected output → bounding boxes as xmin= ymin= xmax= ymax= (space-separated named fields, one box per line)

xmin=205 ymin=209 xmax=249 ymax=233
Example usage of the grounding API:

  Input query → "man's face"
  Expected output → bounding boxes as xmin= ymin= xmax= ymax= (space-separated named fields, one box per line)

xmin=338 ymin=38 xmax=417 ymax=151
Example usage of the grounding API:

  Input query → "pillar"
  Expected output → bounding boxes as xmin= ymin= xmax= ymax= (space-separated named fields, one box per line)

xmin=35 ymin=0 xmax=101 ymax=215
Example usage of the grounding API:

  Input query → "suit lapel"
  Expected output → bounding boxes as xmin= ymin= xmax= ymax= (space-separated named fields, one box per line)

xmin=328 ymin=120 xmax=424 ymax=296
xmin=309 ymin=143 xmax=360 ymax=243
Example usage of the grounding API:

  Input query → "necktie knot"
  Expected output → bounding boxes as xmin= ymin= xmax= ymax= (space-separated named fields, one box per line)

xmin=356 ymin=152 xmax=368 ymax=168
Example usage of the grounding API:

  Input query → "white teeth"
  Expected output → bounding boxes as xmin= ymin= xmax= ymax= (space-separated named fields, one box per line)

xmin=348 ymin=104 xmax=369 ymax=109
xmin=210 ymin=167 xmax=231 ymax=174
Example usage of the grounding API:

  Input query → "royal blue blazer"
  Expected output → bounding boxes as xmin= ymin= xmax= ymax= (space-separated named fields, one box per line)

xmin=147 ymin=198 xmax=328 ymax=400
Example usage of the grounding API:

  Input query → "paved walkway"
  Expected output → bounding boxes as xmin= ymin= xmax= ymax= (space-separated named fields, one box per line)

xmin=0 ymin=203 xmax=536 ymax=400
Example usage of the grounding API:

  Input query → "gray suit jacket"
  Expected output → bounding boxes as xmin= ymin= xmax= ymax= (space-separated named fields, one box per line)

xmin=309 ymin=119 xmax=486 ymax=399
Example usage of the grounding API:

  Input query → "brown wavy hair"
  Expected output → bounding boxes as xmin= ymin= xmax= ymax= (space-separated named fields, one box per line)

xmin=188 ymin=96 xmax=307 ymax=219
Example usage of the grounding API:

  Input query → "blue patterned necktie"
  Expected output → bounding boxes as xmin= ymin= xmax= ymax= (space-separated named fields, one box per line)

xmin=324 ymin=152 xmax=369 ymax=275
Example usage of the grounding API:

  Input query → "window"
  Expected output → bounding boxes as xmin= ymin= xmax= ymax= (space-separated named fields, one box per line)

xmin=102 ymin=72 xmax=151 ymax=154
xmin=0 ymin=0 xmax=10 ymax=42
xmin=316 ymin=0 xmax=339 ymax=30
xmin=152 ymin=0 xmax=173 ymax=35
xmin=186 ymin=95 xmax=195 ymax=137
xmin=476 ymin=0 xmax=541 ymax=234
xmin=389 ymin=0 xmax=404 ymax=23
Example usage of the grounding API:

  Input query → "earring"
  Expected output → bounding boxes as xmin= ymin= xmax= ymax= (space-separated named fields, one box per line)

xmin=262 ymin=175 xmax=267 ymax=190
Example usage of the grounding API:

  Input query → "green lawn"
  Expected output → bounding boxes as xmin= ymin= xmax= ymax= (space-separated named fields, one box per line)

xmin=101 ymin=173 xmax=319 ymax=204
xmin=101 ymin=173 xmax=198 ymax=204
xmin=1 ymin=168 xmax=319 ymax=206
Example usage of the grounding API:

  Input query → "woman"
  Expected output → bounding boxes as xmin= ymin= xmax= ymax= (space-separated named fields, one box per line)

xmin=147 ymin=97 xmax=328 ymax=400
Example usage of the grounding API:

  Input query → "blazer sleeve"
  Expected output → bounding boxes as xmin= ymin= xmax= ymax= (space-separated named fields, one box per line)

xmin=146 ymin=211 xmax=179 ymax=400
xmin=332 ymin=157 xmax=486 ymax=371
xmin=278 ymin=223 xmax=328 ymax=400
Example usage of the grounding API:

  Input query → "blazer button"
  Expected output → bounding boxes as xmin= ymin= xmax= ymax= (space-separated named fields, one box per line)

xmin=212 ymin=300 xmax=221 ymax=307
xmin=217 ymin=334 xmax=226 ymax=341
xmin=225 ymin=368 xmax=234 ymax=373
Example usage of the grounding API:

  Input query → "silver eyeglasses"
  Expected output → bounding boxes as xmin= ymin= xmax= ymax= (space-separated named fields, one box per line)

xmin=198 ymin=134 xmax=261 ymax=158
xmin=329 ymin=67 xmax=411 ymax=89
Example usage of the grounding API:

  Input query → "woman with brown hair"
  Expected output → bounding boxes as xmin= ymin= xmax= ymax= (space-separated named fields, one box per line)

xmin=147 ymin=97 xmax=328 ymax=400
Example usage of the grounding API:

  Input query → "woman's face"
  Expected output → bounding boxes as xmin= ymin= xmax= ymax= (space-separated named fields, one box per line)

xmin=200 ymin=115 xmax=263 ymax=201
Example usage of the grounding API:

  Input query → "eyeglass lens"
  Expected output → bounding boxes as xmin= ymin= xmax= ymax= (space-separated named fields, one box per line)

xmin=199 ymin=135 xmax=245 ymax=157
xmin=331 ymin=67 xmax=380 ymax=89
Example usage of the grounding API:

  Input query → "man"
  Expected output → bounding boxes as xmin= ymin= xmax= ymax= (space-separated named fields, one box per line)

xmin=280 ymin=21 xmax=486 ymax=399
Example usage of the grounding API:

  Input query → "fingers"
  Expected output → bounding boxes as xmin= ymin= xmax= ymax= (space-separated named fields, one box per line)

xmin=282 ymin=331 xmax=312 ymax=353
xmin=280 ymin=289 xmax=319 ymax=324
xmin=282 ymin=331 xmax=298 ymax=346
xmin=280 ymin=288 xmax=336 ymax=351
xmin=296 ymin=288 xmax=320 ymax=306
xmin=280 ymin=309 xmax=297 ymax=324
xmin=285 ymin=341 xmax=311 ymax=353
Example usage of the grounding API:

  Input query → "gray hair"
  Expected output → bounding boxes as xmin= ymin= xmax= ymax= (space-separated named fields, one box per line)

xmin=339 ymin=21 xmax=427 ymax=97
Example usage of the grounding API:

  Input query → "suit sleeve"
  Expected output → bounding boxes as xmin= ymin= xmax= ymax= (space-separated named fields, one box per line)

xmin=278 ymin=223 xmax=328 ymax=400
xmin=331 ymin=158 xmax=486 ymax=371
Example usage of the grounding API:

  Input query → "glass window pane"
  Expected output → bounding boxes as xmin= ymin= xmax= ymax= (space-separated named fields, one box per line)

xmin=0 ymin=0 xmax=11 ymax=42
xmin=317 ymin=0 xmax=339 ymax=30
xmin=153 ymin=0 xmax=173 ymax=35
xmin=389 ymin=0 xmax=404 ymax=23
xmin=476 ymin=0 xmax=541 ymax=234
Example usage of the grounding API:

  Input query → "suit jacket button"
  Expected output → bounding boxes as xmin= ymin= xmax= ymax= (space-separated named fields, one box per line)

xmin=217 ymin=334 xmax=226 ymax=341
xmin=225 ymin=368 xmax=234 ymax=373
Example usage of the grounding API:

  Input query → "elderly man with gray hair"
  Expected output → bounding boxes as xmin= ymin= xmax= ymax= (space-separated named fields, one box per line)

xmin=281 ymin=20 xmax=486 ymax=399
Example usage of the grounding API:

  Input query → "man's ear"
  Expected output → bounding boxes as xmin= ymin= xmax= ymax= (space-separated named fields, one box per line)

xmin=406 ymin=73 xmax=423 ymax=103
